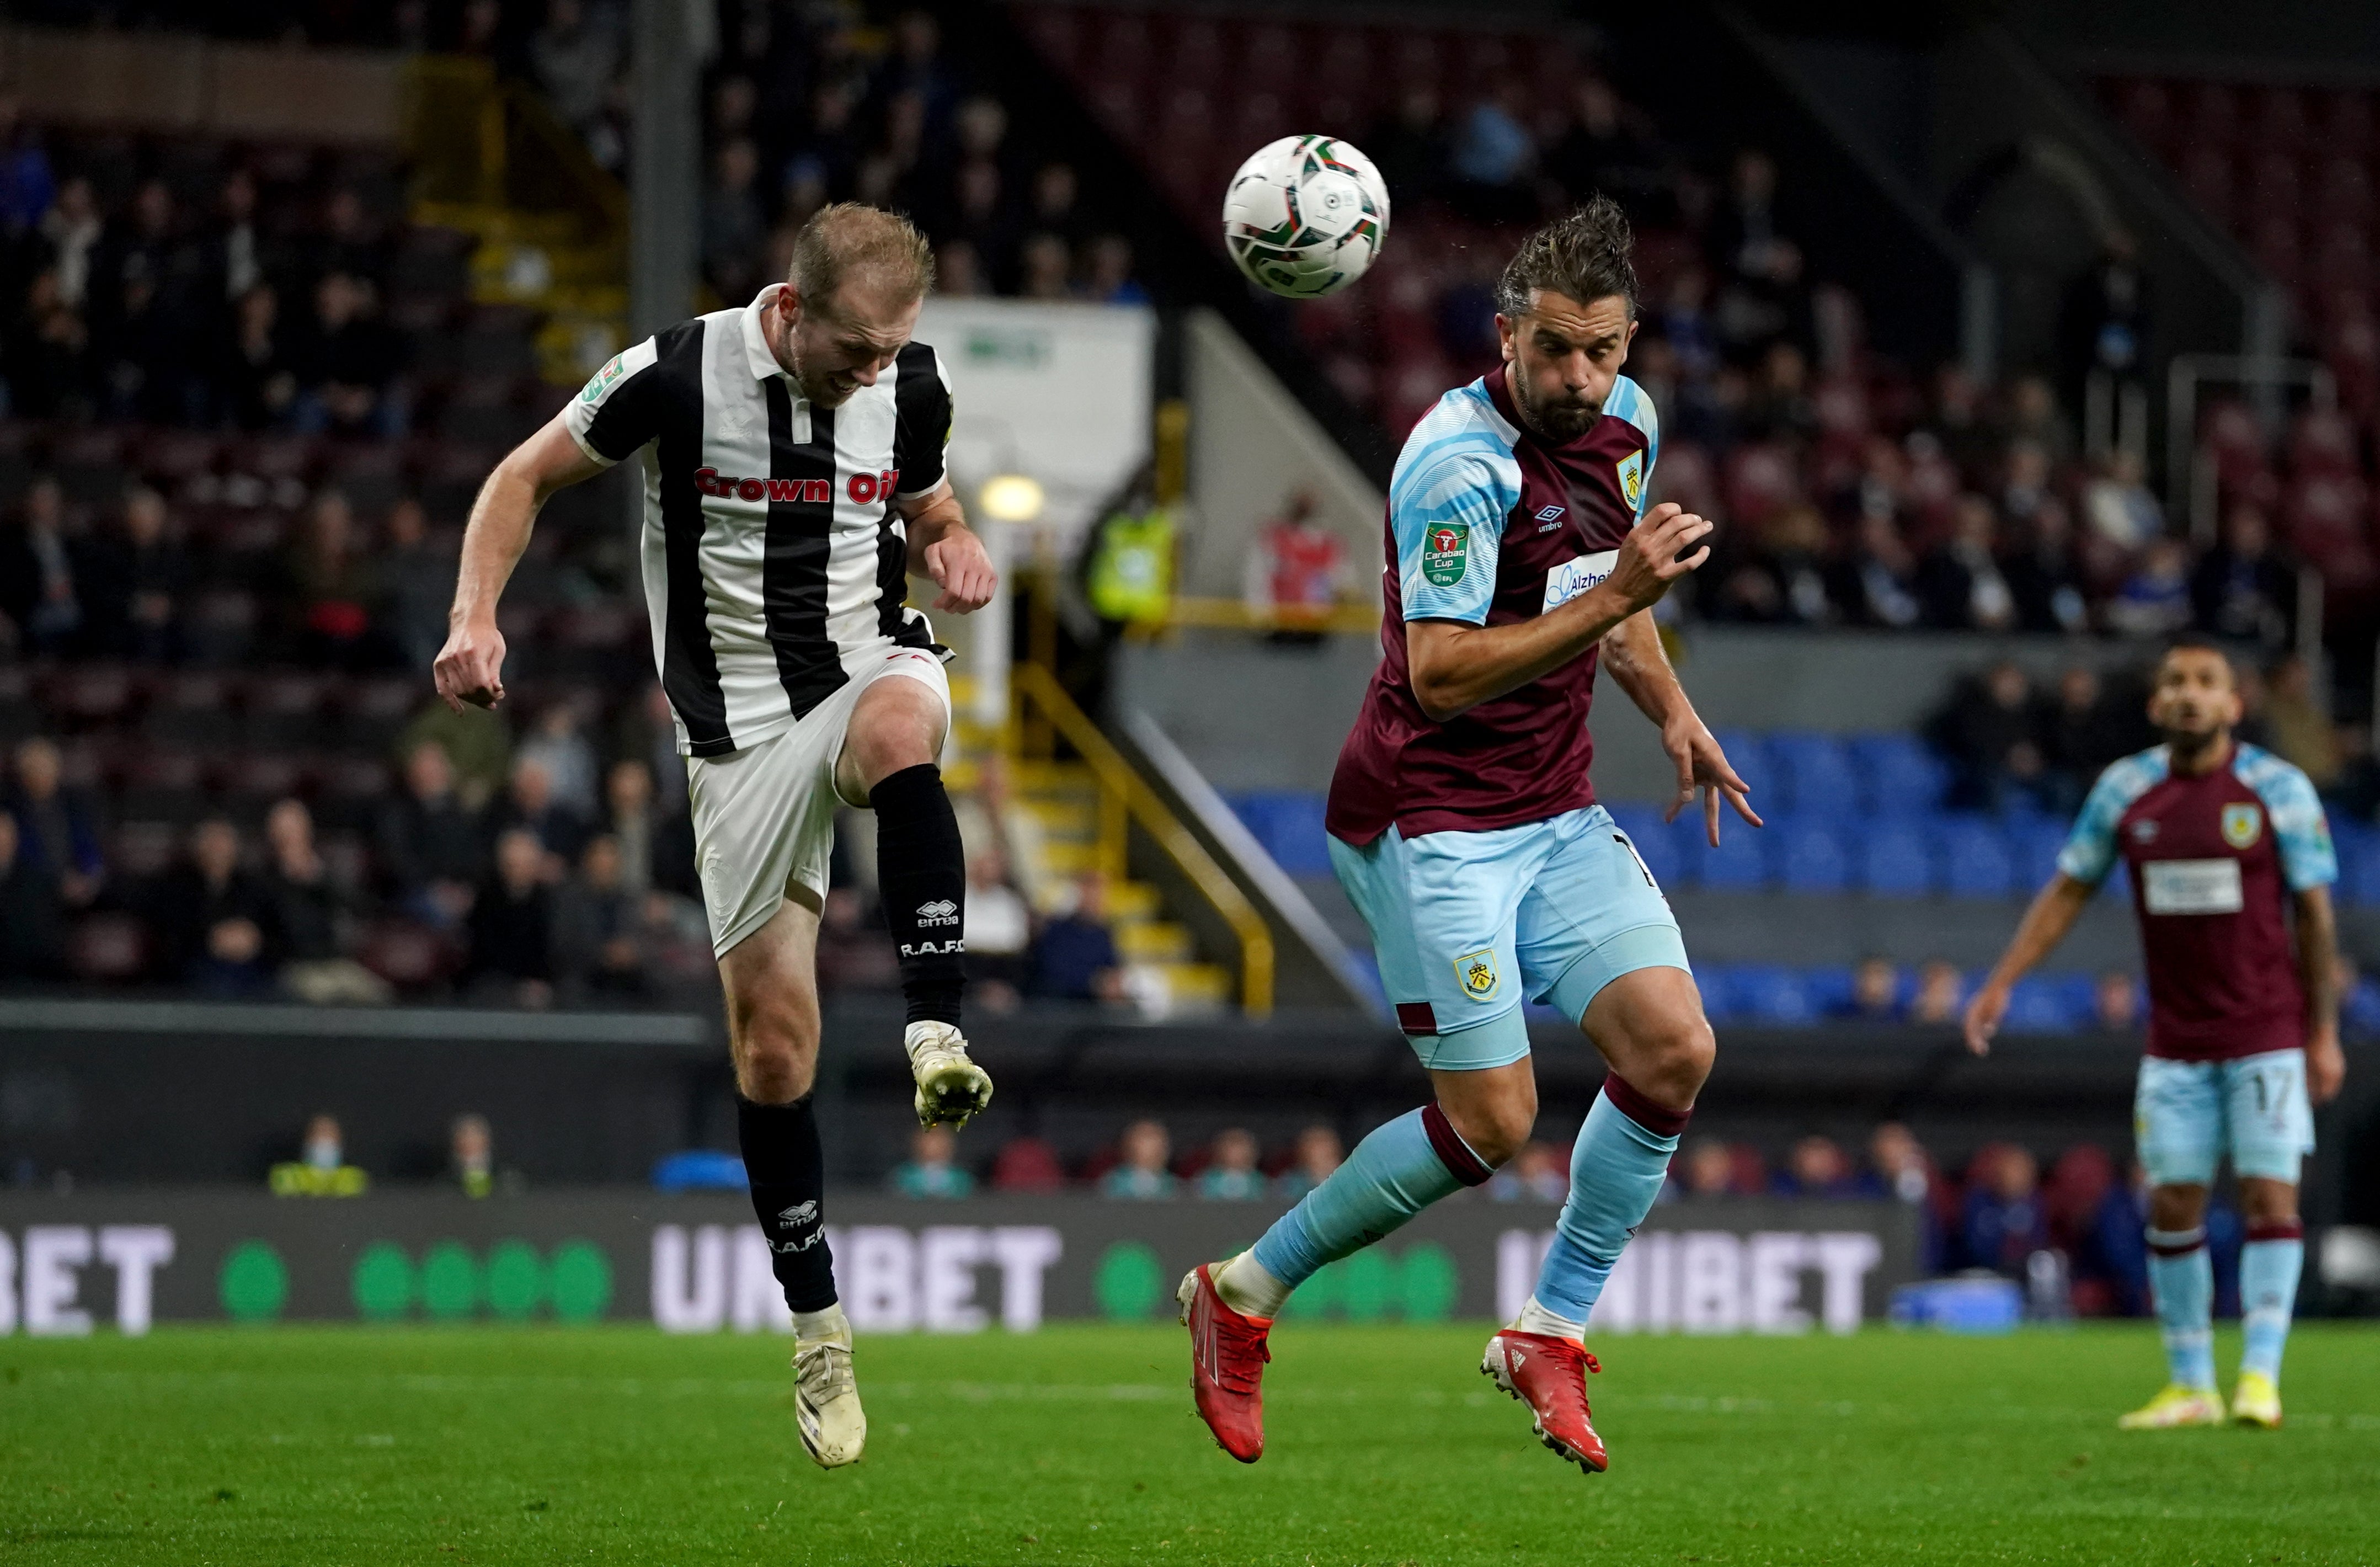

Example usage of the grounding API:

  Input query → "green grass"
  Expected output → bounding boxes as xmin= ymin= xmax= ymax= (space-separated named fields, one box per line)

xmin=3 ymin=1323 xmax=2377 ymax=1565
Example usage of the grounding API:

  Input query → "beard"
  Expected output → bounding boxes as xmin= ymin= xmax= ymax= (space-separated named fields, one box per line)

xmin=775 ymin=314 xmax=861 ymax=407
xmin=1512 ymin=370 xmax=1599 ymax=443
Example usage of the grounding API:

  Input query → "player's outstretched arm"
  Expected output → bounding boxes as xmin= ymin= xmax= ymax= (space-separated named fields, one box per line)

xmin=897 ymin=482 xmax=997 ymax=613
xmin=2293 ymin=884 xmax=2346 ymax=1104
xmin=1408 ymin=502 xmax=1712 ymax=721
xmin=434 ymin=414 xmax=609 ymax=712
xmin=1962 ymin=873 xmax=2095 ymax=1055
xmin=1601 ymin=609 xmax=1759 ymax=845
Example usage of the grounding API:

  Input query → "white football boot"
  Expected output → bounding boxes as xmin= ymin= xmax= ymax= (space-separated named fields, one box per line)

xmin=905 ymin=1021 xmax=994 ymax=1128
xmin=793 ymin=1305 xmax=866 ymax=1468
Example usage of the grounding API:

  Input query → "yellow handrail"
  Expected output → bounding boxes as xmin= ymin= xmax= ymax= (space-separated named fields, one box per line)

xmin=1149 ymin=596 xmax=1383 ymax=637
xmin=1012 ymin=664 xmax=1274 ymax=1018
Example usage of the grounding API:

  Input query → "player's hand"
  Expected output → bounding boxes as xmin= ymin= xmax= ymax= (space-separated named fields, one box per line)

xmin=1603 ymin=503 xmax=1714 ymax=615
xmin=1661 ymin=715 xmax=1762 ymax=845
xmin=1961 ymin=981 xmax=2010 ymax=1056
xmin=2307 ymin=1026 xmax=2346 ymax=1105
xmin=924 ymin=529 xmax=999 ymax=613
xmin=433 ymin=617 xmax=508 ymax=711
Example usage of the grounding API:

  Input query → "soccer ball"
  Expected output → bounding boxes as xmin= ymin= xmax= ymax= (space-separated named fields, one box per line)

xmin=1221 ymin=135 xmax=1390 ymax=300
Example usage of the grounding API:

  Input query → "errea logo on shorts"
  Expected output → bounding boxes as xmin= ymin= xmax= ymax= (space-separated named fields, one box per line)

xmin=916 ymin=899 xmax=959 ymax=926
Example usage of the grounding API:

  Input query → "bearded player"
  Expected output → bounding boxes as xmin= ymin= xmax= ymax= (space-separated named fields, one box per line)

xmin=1966 ymin=636 xmax=2344 ymax=1429
xmin=1178 ymin=197 xmax=1758 ymax=1474
xmin=435 ymin=205 xmax=996 ymax=1468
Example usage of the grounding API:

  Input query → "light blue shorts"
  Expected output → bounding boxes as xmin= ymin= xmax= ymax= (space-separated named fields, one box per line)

xmin=2134 ymin=1048 xmax=2315 ymax=1188
xmin=1329 ymin=803 xmax=1691 ymax=1072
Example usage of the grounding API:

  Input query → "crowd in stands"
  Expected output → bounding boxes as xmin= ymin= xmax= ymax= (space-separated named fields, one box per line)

xmin=885 ymin=1111 xmax=2183 ymax=1317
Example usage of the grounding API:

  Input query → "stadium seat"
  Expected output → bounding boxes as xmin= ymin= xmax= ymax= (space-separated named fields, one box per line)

xmin=2332 ymin=820 xmax=2380 ymax=907
xmin=1847 ymin=734 xmax=1949 ymax=816
xmin=1856 ymin=820 xmax=1938 ymax=897
xmin=1937 ymin=817 xmax=2019 ymax=900
xmin=1774 ymin=815 xmax=1851 ymax=893
xmin=1801 ymin=965 xmax=1857 ymax=1015
xmin=1227 ymin=792 xmax=1332 ymax=876
xmin=1765 ymin=732 xmax=1861 ymax=819
xmin=650 ymin=1151 xmax=748 ymax=1192
xmin=1601 ymin=803 xmax=1682 ymax=891
xmin=2008 ymin=817 xmax=2072 ymax=892
xmin=2002 ymin=975 xmax=2090 ymax=1033
xmin=1729 ymin=964 xmax=1819 ymax=1026
xmin=1683 ymin=811 xmax=1767 ymax=891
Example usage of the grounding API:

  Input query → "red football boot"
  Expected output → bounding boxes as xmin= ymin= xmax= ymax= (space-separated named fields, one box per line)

xmin=1481 ymin=1329 xmax=1608 ymax=1474
xmin=1178 ymin=1264 xmax=1272 ymax=1462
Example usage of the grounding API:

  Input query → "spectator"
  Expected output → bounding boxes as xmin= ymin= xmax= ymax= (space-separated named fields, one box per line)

xmin=990 ymin=1135 xmax=1068 ymax=1194
xmin=282 ymin=490 xmax=381 ymax=669
xmin=77 ymin=486 xmax=186 ymax=663
xmin=157 ymin=816 xmax=281 ymax=996
xmin=702 ymin=138 xmax=767 ymax=306
xmin=1366 ymin=85 xmax=1447 ymax=211
xmin=1448 ymin=86 xmax=1536 ymax=221
xmin=1081 ymin=234 xmax=1146 ymax=306
xmin=1017 ymin=232 xmax=1071 ymax=300
xmin=489 ymin=755 xmax=589 ymax=872
xmin=1844 ymin=955 xmax=1901 ymax=1021
xmin=1196 ymin=1129 xmax=1267 ymax=1201
xmin=2075 ymin=1158 xmax=2150 ymax=1317
xmin=1771 ymin=1134 xmax=1860 ymax=1198
xmin=1025 ymin=161 xmax=1087 ymax=249
xmin=377 ymin=740 xmax=485 ymax=925
xmin=602 ymin=757 xmax=696 ymax=899
xmin=201 ymin=168 xmax=265 ymax=307
xmin=1918 ymin=494 xmax=2016 ymax=631
xmin=451 ymin=1112 xmax=498 ymax=1198
xmin=553 ymin=833 xmax=644 ymax=999
xmin=530 ymin=0 xmax=620 ymax=141
xmin=292 ymin=271 xmax=402 ymax=436
xmin=0 ymin=811 xmax=64 ymax=979
xmin=2043 ymin=665 xmax=2137 ymax=803
xmin=1677 ymin=1137 xmax=1737 ymax=1198
xmin=1934 ymin=662 xmax=2048 ymax=812
xmin=2191 ymin=503 xmax=2294 ymax=647
xmin=1911 ymin=960 xmax=1965 ymax=1026
xmin=371 ymin=498 xmax=453 ymax=673
xmin=7 ymin=737 xmax=103 ymax=905
xmin=516 ymin=699 xmax=602 ymax=820
xmin=890 ymin=1124 xmax=975 ymax=1198
xmin=1100 ymin=1118 xmax=1177 ymax=1200
xmin=466 ymin=827 xmax=557 ymax=1008
xmin=1487 ymin=1141 xmax=1570 ymax=1202
xmin=2058 ymin=229 xmax=2149 ymax=424
xmin=1273 ymin=1124 xmax=1343 ymax=1202
xmin=2261 ymin=654 xmax=2341 ymax=791
xmin=3 ymin=265 xmax=93 ymax=420
xmin=1833 ymin=513 xmax=1923 ymax=629
xmin=2080 ymin=448 xmax=2162 ymax=553
xmin=1246 ymin=490 xmax=1346 ymax=642
xmin=263 ymin=797 xmax=387 ymax=1006
xmin=1960 ymin=1144 xmax=2048 ymax=1278
xmin=2105 ymin=538 xmax=2192 ymax=639
xmin=2002 ymin=498 xmax=2090 ymax=635
xmin=2093 ymin=971 xmax=2140 ymax=1032
xmin=220 ymin=283 xmax=297 ymax=429
xmin=37 ymin=175 xmax=100 ymax=310
xmin=816 ymin=886 xmax=897 ymax=994
xmin=963 ymin=847 xmax=1032 ymax=1006
xmin=954 ymin=751 xmax=1050 ymax=912
xmin=1031 ymin=873 xmax=1122 ymax=1001
xmin=269 ymin=1112 xmax=367 ymax=1197
xmin=2 ymin=476 xmax=83 ymax=654
xmin=1867 ymin=1123 xmax=1935 ymax=1206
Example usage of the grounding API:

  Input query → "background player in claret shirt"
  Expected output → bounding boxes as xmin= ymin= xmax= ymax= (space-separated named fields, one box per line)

xmin=434 ymin=205 xmax=997 ymax=1469
xmin=1966 ymin=636 xmax=2344 ymax=1431
xmin=1178 ymin=198 xmax=1758 ymax=1475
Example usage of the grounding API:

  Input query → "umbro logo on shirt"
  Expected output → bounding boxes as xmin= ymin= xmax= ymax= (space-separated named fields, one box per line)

xmin=1534 ymin=504 xmax=1566 ymax=531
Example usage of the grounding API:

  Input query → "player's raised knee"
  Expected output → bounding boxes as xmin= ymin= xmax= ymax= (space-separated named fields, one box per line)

xmin=1630 ymin=1012 xmax=1715 ymax=1111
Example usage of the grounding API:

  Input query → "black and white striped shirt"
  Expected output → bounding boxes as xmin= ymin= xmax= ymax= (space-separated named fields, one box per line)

xmin=564 ymin=285 xmax=952 ymax=758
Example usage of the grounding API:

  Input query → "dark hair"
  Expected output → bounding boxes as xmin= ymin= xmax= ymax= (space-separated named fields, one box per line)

xmin=1493 ymin=194 xmax=1638 ymax=319
xmin=2160 ymin=632 xmax=2235 ymax=677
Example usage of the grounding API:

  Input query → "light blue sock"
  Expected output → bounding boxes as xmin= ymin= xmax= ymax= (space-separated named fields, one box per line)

xmin=2238 ymin=1232 xmax=2304 ymax=1382
xmin=2146 ymin=1229 xmax=2216 ymax=1390
xmin=1533 ymin=1082 xmax=1683 ymax=1322
xmin=1250 ymin=1106 xmax=1487 ymax=1288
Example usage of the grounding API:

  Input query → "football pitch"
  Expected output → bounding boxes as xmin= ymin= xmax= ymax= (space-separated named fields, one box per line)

xmin=4 ymin=1324 xmax=2377 ymax=1565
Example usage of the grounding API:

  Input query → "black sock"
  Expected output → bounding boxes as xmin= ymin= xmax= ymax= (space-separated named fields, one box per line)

xmin=871 ymin=761 xmax=965 ymax=1026
xmin=738 ymin=1094 xmax=836 ymax=1313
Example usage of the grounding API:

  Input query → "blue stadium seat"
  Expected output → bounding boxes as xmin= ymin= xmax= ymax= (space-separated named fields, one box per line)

xmin=1766 ymin=732 xmax=1862 ymax=819
xmin=1848 ymin=733 xmax=1950 ymax=817
xmin=2009 ymin=817 xmax=2072 ymax=891
xmin=1711 ymin=728 xmax=1770 ymax=810
xmin=1605 ymin=803 xmax=1683 ymax=889
xmin=1730 ymin=963 xmax=1819 ymax=1026
xmin=1693 ymin=964 xmax=1740 ymax=1024
xmin=2002 ymin=975 xmax=2089 ymax=1033
xmin=1775 ymin=814 xmax=1851 ymax=893
xmin=2347 ymin=977 xmax=2380 ymax=1037
xmin=1682 ymin=812 xmax=1767 ymax=891
xmin=2332 ymin=820 xmax=2380 ymax=909
xmin=1937 ymin=817 xmax=2018 ymax=899
xmin=1228 ymin=792 xmax=1332 ymax=876
xmin=1802 ymin=965 xmax=1857 ymax=1015
xmin=1855 ymin=820 xmax=1938 ymax=896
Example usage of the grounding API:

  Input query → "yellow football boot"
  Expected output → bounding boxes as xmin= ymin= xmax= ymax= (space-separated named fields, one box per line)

xmin=2117 ymin=1383 xmax=2226 ymax=1430
xmin=2230 ymin=1371 xmax=2282 ymax=1430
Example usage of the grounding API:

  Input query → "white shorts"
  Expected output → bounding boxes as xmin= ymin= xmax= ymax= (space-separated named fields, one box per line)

xmin=686 ymin=647 xmax=951 ymax=956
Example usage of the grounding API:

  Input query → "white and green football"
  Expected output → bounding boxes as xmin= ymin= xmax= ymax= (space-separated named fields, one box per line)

xmin=1220 ymin=135 xmax=1391 ymax=299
